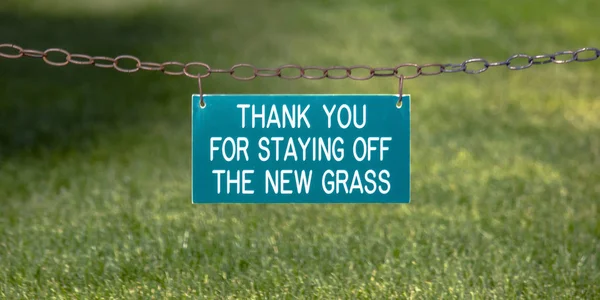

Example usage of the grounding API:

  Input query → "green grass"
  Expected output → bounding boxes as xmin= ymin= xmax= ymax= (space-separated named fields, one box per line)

xmin=1 ymin=0 xmax=599 ymax=298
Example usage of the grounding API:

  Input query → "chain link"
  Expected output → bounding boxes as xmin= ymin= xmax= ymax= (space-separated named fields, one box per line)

xmin=1 ymin=43 xmax=599 ymax=81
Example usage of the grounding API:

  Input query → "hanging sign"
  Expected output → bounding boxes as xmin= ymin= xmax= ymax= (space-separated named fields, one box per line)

xmin=191 ymin=94 xmax=410 ymax=203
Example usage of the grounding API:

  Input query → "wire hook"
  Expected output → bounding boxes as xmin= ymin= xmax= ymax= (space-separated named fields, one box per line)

xmin=198 ymin=76 xmax=205 ymax=108
xmin=397 ymin=75 xmax=404 ymax=108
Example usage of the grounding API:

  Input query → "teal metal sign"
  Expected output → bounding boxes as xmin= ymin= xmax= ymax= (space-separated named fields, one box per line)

xmin=191 ymin=94 xmax=410 ymax=203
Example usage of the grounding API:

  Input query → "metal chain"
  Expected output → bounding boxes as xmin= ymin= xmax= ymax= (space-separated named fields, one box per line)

xmin=1 ymin=43 xmax=599 ymax=81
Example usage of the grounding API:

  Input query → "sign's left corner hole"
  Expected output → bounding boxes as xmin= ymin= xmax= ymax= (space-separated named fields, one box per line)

xmin=199 ymin=100 xmax=206 ymax=109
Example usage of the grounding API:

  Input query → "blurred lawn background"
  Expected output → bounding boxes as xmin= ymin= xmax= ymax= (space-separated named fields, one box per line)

xmin=1 ymin=0 xmax=599 ymax=298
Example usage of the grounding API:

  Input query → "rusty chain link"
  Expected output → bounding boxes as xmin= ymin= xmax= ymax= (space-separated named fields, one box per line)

xmin=1 ymin=43 xmax=599 ymax=81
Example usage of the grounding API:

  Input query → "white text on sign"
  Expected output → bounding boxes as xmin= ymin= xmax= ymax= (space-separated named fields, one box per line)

xmin=208 ymin=104 xmax=392 ymax=195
